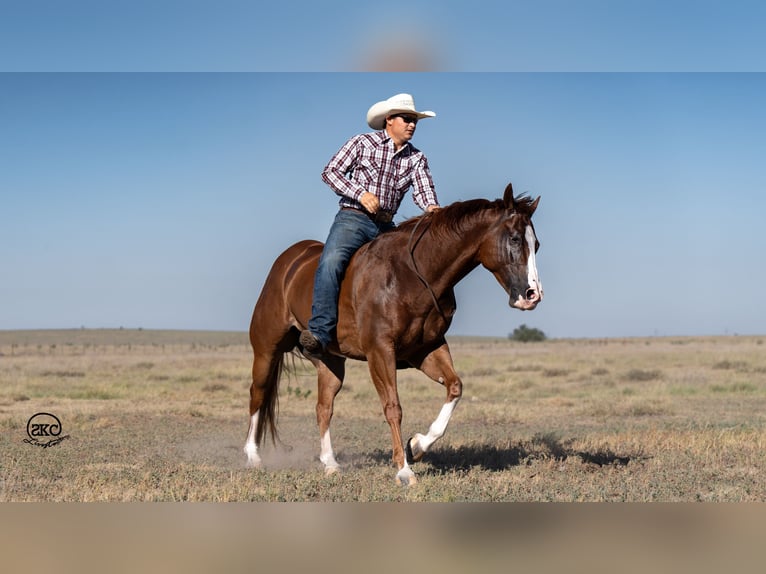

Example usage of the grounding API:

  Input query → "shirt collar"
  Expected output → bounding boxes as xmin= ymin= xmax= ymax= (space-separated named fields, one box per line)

xmin=377 ymin=130 xmax=411 ymax=155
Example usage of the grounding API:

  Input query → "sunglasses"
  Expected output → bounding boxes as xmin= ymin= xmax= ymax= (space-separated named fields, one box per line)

xmin=391 ymin=114 xmax=419 ymax=125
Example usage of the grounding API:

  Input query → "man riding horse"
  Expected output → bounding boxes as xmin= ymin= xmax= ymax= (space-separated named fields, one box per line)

xmin=299 ymin=93 xmax=441 ymax=358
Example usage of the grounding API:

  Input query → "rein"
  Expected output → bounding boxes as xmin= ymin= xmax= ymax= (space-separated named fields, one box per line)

xmin=407 ymin=212 xmax=446 ymax=320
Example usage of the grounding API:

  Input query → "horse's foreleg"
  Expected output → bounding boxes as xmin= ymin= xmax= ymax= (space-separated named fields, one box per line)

xmin=407 ymin=343 xmax=463 ymax=464
xmin=367 ymin=350 xmax=416 ymax=485
xmin=407 ymin=397 xmax=460 ymax=463
xmin=315 ymin=355 xmax=346 ymax=475
xmin=387 ymin=403 xmax=417 ymax=486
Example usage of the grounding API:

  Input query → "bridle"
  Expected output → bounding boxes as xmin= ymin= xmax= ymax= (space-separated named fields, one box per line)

xmin=406 ymin=207 xmax=530 ymax=321
xmin=407 ymin=212 xmax=447 ymax=320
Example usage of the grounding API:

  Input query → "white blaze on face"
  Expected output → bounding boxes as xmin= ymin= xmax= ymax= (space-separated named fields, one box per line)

xmin=525 ymin=225 xmax=542 ymax=301
xmin=510 ymin=224 xmax=542 ymax=309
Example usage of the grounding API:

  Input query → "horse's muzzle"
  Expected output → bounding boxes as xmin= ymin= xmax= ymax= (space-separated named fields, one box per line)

xmin=511 ymin=287 xmax=542 ymax=311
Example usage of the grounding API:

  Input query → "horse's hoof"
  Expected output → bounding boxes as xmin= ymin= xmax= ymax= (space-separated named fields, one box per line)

xmin=406 ymin=436 xmax=424 ymax=464
xmin=244 ymin=447 xmax=262 ymax=469
xmin=395 ymin=467 xmax=418 ymax=486
xmin=324 ymin=465 xmax=340 ymax=477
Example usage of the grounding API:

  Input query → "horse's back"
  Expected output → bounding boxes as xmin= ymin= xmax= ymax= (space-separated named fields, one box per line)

xmin=250 ymin=230 xmax=419 ymax=358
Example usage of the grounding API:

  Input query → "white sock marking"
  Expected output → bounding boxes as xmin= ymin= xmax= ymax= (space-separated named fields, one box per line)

xmin=244 ymin=411 xmax=261 ymax=467
xmin=319 ymin=430 xmax=339 ymax=470
xmin=413 ymin=397 xmax=460 ymax=454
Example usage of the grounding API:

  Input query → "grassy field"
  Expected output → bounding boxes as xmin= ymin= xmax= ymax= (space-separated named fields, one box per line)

xmin=1 ymin=329 xmax=765 ymax=501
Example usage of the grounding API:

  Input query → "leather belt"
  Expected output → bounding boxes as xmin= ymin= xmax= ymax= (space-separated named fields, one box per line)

xmin=342 ymin=207 xmax=394 ymax=224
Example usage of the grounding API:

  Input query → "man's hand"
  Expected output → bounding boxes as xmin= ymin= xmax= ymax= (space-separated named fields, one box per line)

xmin=426 ymin=205 xmax=441 ymax=213
xmin=360 ymin=191 xmax=380 ymax=214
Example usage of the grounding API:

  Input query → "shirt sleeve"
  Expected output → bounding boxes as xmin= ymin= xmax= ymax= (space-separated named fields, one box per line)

xmin=320 ymin=135 xmax=367 ymax=203
xmin=410 ymin=155 xmax=439 ymax=210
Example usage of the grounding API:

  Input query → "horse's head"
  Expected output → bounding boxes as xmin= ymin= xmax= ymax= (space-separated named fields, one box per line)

xmin=479 ymin=183 xmax=543 ymax=311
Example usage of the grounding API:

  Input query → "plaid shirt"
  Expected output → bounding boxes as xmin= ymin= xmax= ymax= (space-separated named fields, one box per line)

xmin=321 ymin=130 xmax=438 ymax=214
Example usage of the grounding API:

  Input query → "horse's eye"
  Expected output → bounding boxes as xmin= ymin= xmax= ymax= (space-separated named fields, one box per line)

xmin=510 ymin=234 xmax=522 ymax=244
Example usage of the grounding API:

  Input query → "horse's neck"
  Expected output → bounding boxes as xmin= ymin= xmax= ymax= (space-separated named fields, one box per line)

xmin=412 ymin=217 xmax=486 ymax=290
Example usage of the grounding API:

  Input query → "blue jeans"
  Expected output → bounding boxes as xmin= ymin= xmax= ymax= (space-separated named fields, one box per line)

xmin=308 ymin=208 xmax=394 ymax=348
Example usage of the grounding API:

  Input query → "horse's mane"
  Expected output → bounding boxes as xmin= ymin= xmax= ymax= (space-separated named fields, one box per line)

xmin=395 ymin=193 xmax=536 ymax=241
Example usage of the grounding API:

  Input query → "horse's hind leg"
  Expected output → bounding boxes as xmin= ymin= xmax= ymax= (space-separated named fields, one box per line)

xmin=244 ymin=413 xmax=260 ymax=467
xmin=244 ymin=351 xmax=280 ymax=468
xmin=406 ymin=342 xmax=463 ymax=464
xmin=314 ymin=355 xmax=346 ymax=475
xmin=244 ymin=321 xmax=297 ymax=467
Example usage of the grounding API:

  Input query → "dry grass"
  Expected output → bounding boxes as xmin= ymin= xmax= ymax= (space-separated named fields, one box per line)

xmin=1 ymin=330 xmax=765 ymax=501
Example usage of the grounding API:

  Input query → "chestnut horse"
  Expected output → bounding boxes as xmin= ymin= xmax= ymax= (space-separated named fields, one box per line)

xmin=244 ymin=183 xmax=542 ymax=485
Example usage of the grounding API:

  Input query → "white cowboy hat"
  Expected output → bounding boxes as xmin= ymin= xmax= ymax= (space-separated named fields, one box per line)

xmin=366 ymin=93 xmax=436 ymax=130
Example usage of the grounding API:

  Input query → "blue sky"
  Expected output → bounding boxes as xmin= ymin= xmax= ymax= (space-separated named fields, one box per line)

xmin=1 ymin=3 xmax=765 ymax=338
xmin=2 ymin=73 xmax=764 ymax=338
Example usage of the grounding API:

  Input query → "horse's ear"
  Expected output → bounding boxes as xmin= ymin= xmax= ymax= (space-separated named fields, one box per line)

xmin=503 ymin=182 xmax=515 ymax=209
xmin=529 ymin=196 xmax=541 ymax=215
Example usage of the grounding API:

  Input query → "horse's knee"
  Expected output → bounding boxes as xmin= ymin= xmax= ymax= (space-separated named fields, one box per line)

xmin=383 ymin=401 xmax=403 ymax=424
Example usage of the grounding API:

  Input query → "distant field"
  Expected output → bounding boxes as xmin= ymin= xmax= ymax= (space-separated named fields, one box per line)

xmin=1 ymin=329 xmax=765 ymax=501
